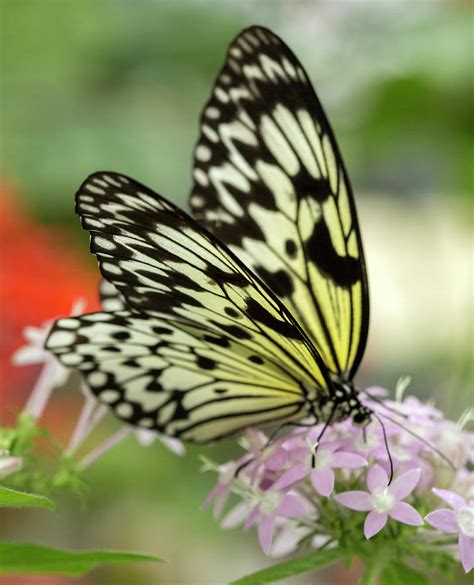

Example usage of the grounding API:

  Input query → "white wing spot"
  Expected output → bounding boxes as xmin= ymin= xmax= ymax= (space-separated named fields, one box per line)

xmin=89 ymin=371 xmax=108 ymax=387
xmin=191 ymin=194 xmax=205 ymax=207
xmin=237 ymin=37 xmax=252 ymax=53
xmin=214 ymin=87 xmax=229 ymax=103
xmin=83 ymin=313 xmax=114 ymax=322
xmin=245 ymin=32 xmax=259 ymax=47
xmin=101 ymin=390 xmax=120 ymax=403
xmin=80 ymin=204 xmax=100 ymax=214
xmin=94 ymin=236 xmax=117 ymax=252
xmin=58 ymin=318 xmax=80 ymax=330
xmin=85 ymin=184 xmax=105 ymax=195
xmin=49 ymin=331 xmax=76 ymax=347
xmin=92 ymin=178 xmax=109 ymax=188
xmin=61 ymin=354 xmax=83 ymax=366
xmin=193 ymin=168 xmax=209 ymax=187
xmin=282 ymin=58 xmax=297 ymax=79
xmin=102 ymin=261 xmax=123 ymax=276
xmin=195 ymin=145 xmax=211 ymax=162
xmin=297 ymin=67 xmax=306 ymax=83
xmin=202 ymin=125 xmax=219 ymax=142
xmin=116 ymin=402 xmax=134 ymax=418
xmin=102 ymin=175 xmax=122 ymax=187
xmin=205 ymin=106 xmax=220 ymax=119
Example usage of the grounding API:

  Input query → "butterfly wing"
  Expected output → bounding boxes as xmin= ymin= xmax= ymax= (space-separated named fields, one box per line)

xmin=190 ymin=26 xmax=369 ymax=380
xmin=47 ymin=311 xmax=313 ymax=442
xmin=46 ymin=171 xmax=334 ymax=441
xmin=99 ymin=279 xmax=126 ymax=312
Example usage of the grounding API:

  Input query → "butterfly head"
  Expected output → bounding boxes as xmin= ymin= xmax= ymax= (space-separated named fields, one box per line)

xmin=331 ymin=381 xmax=372 ymax=426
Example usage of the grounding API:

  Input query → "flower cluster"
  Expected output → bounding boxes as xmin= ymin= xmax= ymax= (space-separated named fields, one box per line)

xmin=204 ymin=385 xmax=474 ymax=573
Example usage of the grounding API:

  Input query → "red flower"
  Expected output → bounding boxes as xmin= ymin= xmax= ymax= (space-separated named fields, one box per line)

xmin=0 ymin=181 xmax=100 ymax=418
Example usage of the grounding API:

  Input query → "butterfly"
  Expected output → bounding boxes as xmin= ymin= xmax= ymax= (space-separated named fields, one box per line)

xmin=45 ymin=25 xmax=371 ymax=444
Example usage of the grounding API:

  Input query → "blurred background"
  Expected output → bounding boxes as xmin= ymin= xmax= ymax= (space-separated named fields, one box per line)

xmin=1 ymin=1 xmax=472 ymax=584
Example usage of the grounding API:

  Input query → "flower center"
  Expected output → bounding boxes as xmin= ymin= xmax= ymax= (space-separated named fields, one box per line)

xmin=371 ymin=488 xmax=395 ymax=513
xmin=314 ymin=449 xmax=331 ymax=470
xmin=457 ymin=506 xmax=474 ymax=538
xmin=260 ymin=491 xmax=282 ymax=515
xmin=355 ymin=433 xmax=377 ymax=452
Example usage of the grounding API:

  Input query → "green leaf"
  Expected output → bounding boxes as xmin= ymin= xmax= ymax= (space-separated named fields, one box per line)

xmin=0 ymin=541 xmax=164 ymax=576
xmin=381 ymin=562 xmax=430 ymax=585
xmin=0 ymin=486 xmax=54 ymax=510
xmin=229 ymin=548 xmax=347 ymax=585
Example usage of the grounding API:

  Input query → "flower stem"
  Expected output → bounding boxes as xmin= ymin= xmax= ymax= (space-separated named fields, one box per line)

xmin=78 ymin=426 xmax=133 ymax=470
xmin=22 ymin=360 xmax=58 ymax=420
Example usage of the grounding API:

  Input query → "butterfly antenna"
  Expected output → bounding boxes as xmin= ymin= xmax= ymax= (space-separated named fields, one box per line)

xmin=359 ymin=390 xmax=409 ymax=420
xmin=372 ymin=411 xmax=394 ymax=484
xmin=376 ymin=410 xmax=455 ymax=471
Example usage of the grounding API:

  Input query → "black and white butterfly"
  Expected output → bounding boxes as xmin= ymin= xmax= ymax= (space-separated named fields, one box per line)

xmin=46 ymin=26 xmax=371 ymax=444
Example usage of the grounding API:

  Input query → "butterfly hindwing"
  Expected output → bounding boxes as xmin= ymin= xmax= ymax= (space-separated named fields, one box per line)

xmin=190 ymin=26 xmax=369 ymax=380
xmin=47 ymin=311 xmax=311 ymax=442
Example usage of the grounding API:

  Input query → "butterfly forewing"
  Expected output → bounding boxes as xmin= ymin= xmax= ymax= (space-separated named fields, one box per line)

xmin=46 ymin=171 xmax=335 ymax=440
xmin=190 ymin=26 xmax=369 ymax=380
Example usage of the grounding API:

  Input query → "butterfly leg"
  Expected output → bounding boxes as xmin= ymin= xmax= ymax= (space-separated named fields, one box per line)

xmin=235 ymin=419 xmax=317 ymax=477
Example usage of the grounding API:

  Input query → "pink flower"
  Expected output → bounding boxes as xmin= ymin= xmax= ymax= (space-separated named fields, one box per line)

xmin=425 ymin=488 xmax=474 ymax=573
xmin=13 ymin=299 xmax=86 ymax=420
xmin=0 ymin=455 xmax=23 ymax=478
xmin=335 ymin=465 xmax=423 ymax=538
xmin=277 ymin=439 xmax=367 ymax=497
xmin=245 ymin=485 xmax=306 ymax=554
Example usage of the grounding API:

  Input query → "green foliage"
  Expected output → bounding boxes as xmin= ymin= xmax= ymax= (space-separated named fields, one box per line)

xmin=0 ymin=476 xmax=164 ymax=577
xmin=229 ymin=538 xmax=459 ymax=585
xmin=381 ymin=562 xmax=430 ymax=585
xmin=0 ymin=542 xmax=163 ymax=576
xmin=229 ymin=548 xmax=348 ymax=585
xmin=0 ymin=414 xmax=85 ymax=496
xmin=0 ymin=486 xmax=54 ymax=510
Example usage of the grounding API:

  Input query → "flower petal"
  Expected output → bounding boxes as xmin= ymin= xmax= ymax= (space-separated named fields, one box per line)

xmin=157 ymin=434 xmax=186 ymax=455
xmin=258 ymin=514 xmax=276 ymax=554
xmin=273 ymin=463 xmax=308 ymax=490
xmin=367 ymin=464 xmax=389 ymax=493
xmin=459 ymin=533 xmax=474 ymax=573
xmin=331 ymin=451 xmax=367 ymax=469
xmin=311 ymin=468 xmax=335 ymax=497
xmin=364 ymin=511 xmax=387 ymax=539
xmin=425 ymin=509 xmax=459 ymax=533
xmin=221 ymin=502 xmax=250 ymax=529
xmin=245 ymin=505 xmax=259 ymax=530
xmin=266 ymin=451 xmax=287 ymax=471
xmin=335 ymin=491 xmax=372 ymax=511
xmin=433 ymin=488 xmax=466 ymax=510
xmin=389 ymin=502 xmax=423 ymax=526
xmin=390 ymin=468 xmax=421 ymax=501
xmin=279 ymin=494 xmax=305 ymax=518
xmin=203 ymin=483 xmax=223 ymax=508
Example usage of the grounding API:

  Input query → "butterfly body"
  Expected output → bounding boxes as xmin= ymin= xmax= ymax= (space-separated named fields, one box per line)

xmin=46 ymin=26 xmax=372 ymax=443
